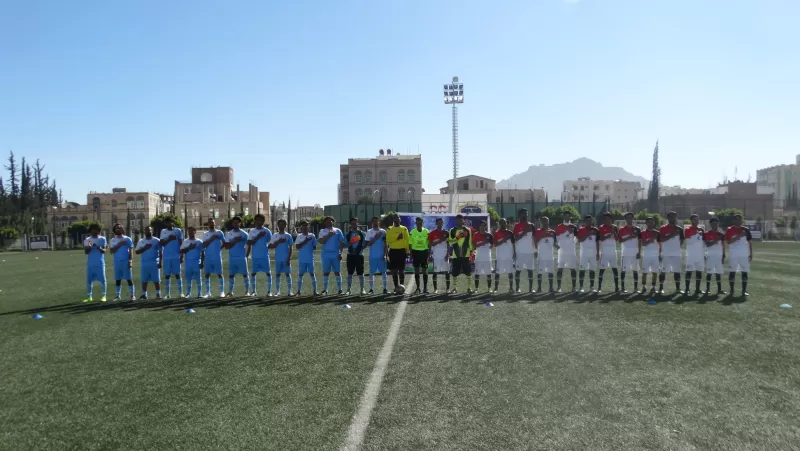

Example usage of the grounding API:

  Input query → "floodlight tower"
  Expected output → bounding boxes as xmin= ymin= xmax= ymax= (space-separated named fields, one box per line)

xmin=443 ymin=76 xmax=464 ymax=212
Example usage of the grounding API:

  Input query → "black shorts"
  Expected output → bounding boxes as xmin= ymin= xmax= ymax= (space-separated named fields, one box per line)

xmin=411 ymin=250 xmax=429 ymax=269
xmin=346 ymin=255 xmax=364 ymax=275
xmin=388 ymin=249 xmax=407 ymax=272
xmin=450 ymin=257 xmax=471 ymax=277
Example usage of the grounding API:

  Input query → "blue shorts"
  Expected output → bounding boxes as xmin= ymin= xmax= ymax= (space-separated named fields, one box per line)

xmin=370 ymin=258 xmax=386 ymax=273
xmin=163 ymin=258 xmax=181 ymax=276
xmin=86 ymin=266 xmax=106 ymax=284
xmin=185 ymin=265 xmax=202 ymax=280
xmin=140 ymin=264 xmax=160 ymax=283
xmin=251 ymin=258 xmax=271 ymax=274
xmin=204 ymin=259 xmax=222 ymax=276
xmin=322 ymin=255 xmax=341 ymax=273
xmin=114 ymin=265 xmax=133 ymax=281
xmin=229 ymin=258 xmax=248 ymax=276
xmin=298 ymin=262 xmax=315 ymax=275
xmin=275 ymin=260 xmax=291 ymax=275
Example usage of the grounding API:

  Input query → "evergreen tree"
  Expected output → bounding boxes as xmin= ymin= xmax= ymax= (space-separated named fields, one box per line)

xmin=5 ymin=151 xmax=19 ymax=206
xmin=647 ymin=140 xmax=661 ymax=213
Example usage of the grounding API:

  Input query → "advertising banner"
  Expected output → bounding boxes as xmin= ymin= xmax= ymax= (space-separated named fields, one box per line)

xmin=28 ymin=235 xmax=50 ymax=250
xmin=394 ymin=213 xmax=490 ymax=273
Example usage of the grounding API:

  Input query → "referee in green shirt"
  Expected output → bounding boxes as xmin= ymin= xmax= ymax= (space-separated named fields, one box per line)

xmin=409 ymin=216 xmax=430 ymax=294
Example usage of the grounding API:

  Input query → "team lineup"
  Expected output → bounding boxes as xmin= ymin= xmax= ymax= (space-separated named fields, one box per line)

xmin=80 ymin=209 xmax=754 ymax=302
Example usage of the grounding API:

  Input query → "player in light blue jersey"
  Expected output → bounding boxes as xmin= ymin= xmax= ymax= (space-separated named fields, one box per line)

xmin=295 ymin=221 xmax=319 ymax=295
xmin=159 ymin=216 xmax=184 ymax=298
xmin=110 ymin=223 xmax=135 ymax=301
xmin=247 ymin=214 xmax=273 ymax=297
xmin=135 ymin=226 xmax=162 ymax=300
xmin=224 ymin=216 xmax=250 ymax=296
xmin=318 ymin=216 xmax=346 ymax=295
xmin=202 ymin=218 xmax=225 ymax=298
xmin=83 ymin=223 xmax=107 ymax=302
xmin=270 ymin=219 xmax=294 ymax=296
xmin=365 ymin=216 xmax=389 ymax=294
xmin=180 ymin=226 xmax=205 ymax=298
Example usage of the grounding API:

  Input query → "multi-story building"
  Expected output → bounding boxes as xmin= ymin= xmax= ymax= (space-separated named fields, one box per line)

xmin=660 ymin=181 xmax=774 ymax=220
xmin=562 ymin=178 xmax=644 ymax=204
xmin=338 ymin=149 xmax=422 ymax=204
xmin=660 ymin=185 xmax=710 ymax=197
xmin=756 ymin=154 xmax=800 ymax=210
xmin=48 ymin=188 xmax=171 ymax=234
xmin=440 ymin=175 xmax=496 ymax=194
xmin=440 ymin=175 xmax=546 ymax=203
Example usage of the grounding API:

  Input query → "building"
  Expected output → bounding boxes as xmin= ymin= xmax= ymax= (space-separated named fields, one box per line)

xmin=440 ymin=175 xmax=496 ymax=194
xmin=174 ymin=166 xmax=270 ymax=228
xmin=660 ymin=181 xmax=774 ymax=220
xmin=756 ymin=154 xmax=800 ymax=210
xmin=562 ymin=178 xmax=644 ymax=204
xmin=338 ymin=149 xmax=422 ymax=204
xmin=660 ymin=185 xmax=710 ymax=197
xmin=440 ymin=175 xmax=546 ymax=204
xmin=47 ymin=188 xmax=171 ymax=234
xmin=422 ymin=193 xmax=488 ymax=214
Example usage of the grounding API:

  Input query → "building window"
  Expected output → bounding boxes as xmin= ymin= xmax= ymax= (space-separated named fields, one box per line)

xmin=364 ymin=171 xmax=372 ymax=184
xmin=407 ymin=170 xmax=415 ymax=182
xmin=136 ymin=195 xmax=145 ymax=209
xmin=82 ymin=215 xmax=88 ymax=221
xmin=244 ymin=207 xmax=249 ymax=216
xmin=112 ymin=214 xmax=119 ymax=224
xmin=593 ymin=185 xmax=599 ymax=191
xmin=573 ymin=185 xmax=578 ymax=191
xmin=509 ymin=197 xmax=515 ymax=202
xmin=111 ymin=200 xmax=118 ymax=208
xmin=200 ymin=173 xmax=213 ymax=182
xmin=407 ymin=187 xmax=416 ymax=201
xmin=462 ymin=182 xmax=469 ymax=191
xmin=379 ymin=171 xmax=387 ymax=184
xmin=343 ymin=193 xmax=350 ymax=203
xmin=397 ymin=188 xmax=405 ymax=201
xmin=184 ymin=186 xmax=190 ymax=195
xmin=380 ymin=188 xmax=388 ymax=200
xmin=397 ymin=170 xmax=405 ymax=183
xmin=479 ymin=180 xmax=484 ymax=189
xmin=355 ymin=189 xmax=363 ymax=198
xmin=126 ymin=196 xmax=135 ymax=208
xmin=605 ymin=185 xmax=610 ymax=191
xmin=355 ymin=171 xmax=363 ymax=184
xmin=580 ymin=186 xmax=584 ymax=191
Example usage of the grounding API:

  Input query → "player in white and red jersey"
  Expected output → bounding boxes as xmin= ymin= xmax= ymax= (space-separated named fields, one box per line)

xmin=597 ymin=212 xmax=619 ymax=293
xmin=683 ymin=214 xmax=705 ymax=295
xmin=725 ymin=214 xmax=753 ymax=297
xmin=577 ymin=215 xmax=600 ymax=293
xmin=703 ymin=217 xmax=726 ymax=295
xmin=513 ymin=208 xmax=536 ymax=293
xmin=534 ymin=216 xmax=557 ymax=293
xmin=428 ymin=218 xmax=450 ymax=294
xmin=493 ymin=219 xmax=516 ymax=293
xmin=555 ymin=210 xmax=579 ymax=292
xmin=472 ymin=221 xmax=494 ymax=292
xmin=658 ymin=211 xmax=685 ymax=294
xmin=618 ymin=212 xmax=641 ymax=293
xmin=640 ymin=217 xmax=661 ymax=293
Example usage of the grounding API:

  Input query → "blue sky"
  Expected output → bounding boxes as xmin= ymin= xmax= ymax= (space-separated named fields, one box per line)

xmin=2 ymin=0 xmax=798 ymax=206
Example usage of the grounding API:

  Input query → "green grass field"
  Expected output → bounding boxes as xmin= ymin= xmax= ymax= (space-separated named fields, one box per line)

xmin=1 ymin=243 xmax=799 ymax=450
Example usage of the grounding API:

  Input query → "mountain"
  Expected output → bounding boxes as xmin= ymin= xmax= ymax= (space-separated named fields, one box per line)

xmin=496 ymin=157 xmax=649 ymax=195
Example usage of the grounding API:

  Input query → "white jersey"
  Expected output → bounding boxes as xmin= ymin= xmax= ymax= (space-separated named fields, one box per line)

xmin=727 ymin=227 xmax=752 ymax=257
xmin=685 ymin=226 xmax=705 ymax=260
xmin=598 ymin=225 xmax=618 ymax=253
xmin=705 ymin=230 xmax=724 ymax=256
xmin=578 ymin=227 xmax=598 ymax=253
xmin=619 ymin=225 xmax=641 ymax=257
xmin=494 ymin=230 xmax=514 ymax=261
xmin=641 ymin=229 xmax=660 ymax=258
xmin=659 ymin=224 xmax=683 ymax=258
xmin=429 ymin=229 xmax=449 ymax=261
xmin=473 ymin=232 xmax=493 ymax=263
xmin=555 ymin=223 xmax=577 ymax=256
xmin=535 ymin=229 xmax=555 ymax=259
xmin=513 ymin=222 xmax=534 ymax=255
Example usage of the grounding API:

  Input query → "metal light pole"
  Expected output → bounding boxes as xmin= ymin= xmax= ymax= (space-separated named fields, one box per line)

xmin=407 ymin=189 xmax=414 ymax=213
xmin=444 ymin=76 xmax=464 ymax=213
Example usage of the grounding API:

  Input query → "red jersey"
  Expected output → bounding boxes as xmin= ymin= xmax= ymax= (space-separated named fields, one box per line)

xmin=640 ymin=229 xmax=660 ymax=245
xmin=493 ymin=229 xmax=514 ymax=245
xmin=534 ymin=228 xmax=556 ymax=243
xmin=597 ymin=224 xmax=618 ymax=242
xmin=576 ymin=226 xmax=599 ymax=242
xmin=472 ymin=231 xmax=493 ymax=248
xmin=555 ymin=223 xmax=578 ymax=237
xmin=684 ymin=225 xmax=704 ymax=240
xmin=428 ymin=228 xmax=448 ymax=246
xmin=703 ymin=229 xmax=724 ymax=243
xmin=618 ymin=225 xmax=641 ymax=241
xmin=513 ymin=221 xmax=535 ymax=253
xmin=493 ymin=229 xmax=515 ymax=260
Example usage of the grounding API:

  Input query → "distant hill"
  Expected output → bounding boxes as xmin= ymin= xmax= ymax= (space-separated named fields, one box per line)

xmin=497 ymin=157 xmax=649 ymax=196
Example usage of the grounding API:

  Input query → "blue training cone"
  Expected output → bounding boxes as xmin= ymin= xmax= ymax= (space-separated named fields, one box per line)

xmin=185 ymin=308 xmax=196 ymax=314
xmin=32 ymin=314 xmax=43 ymax=320
xmin=343 ymin=304 xmax=352 ymax=309
xmin=647 ymin=299 xmax=657 ymax=305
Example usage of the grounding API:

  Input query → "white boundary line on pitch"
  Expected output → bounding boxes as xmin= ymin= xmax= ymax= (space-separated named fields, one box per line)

xmin=341 ymin=279 xmax=414 ymax=451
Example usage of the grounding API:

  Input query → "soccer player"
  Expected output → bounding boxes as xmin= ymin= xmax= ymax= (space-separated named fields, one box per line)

xmin=180 ymin=226 xmax=204 ymax=298
xmin=704 ymin=217 xmax=726 ymax=295
xmin=513 ymin=208 xmax=535 ymax=293
xmin=135 ymin=226 xmax=162 ymax=300
xmin=534 ymin=216 xmax=556 ymax=293
xmin=472 ymin=220 xmax=494 ymax=292
xmin=725 ymin=214 xmax=752 ymax=296
xmin=492 ymin=219 xmax=516 ymax=293
xmin=597 ymin=212 xmax=620 ymax=293
xmin=428 ymin=217 xmax=450 ymax=294
xmin=365 ymin=216 xmax=388 ymax=294
xmin=159 ymin=216 xmax=184 ymax=298
xmin=684 ymin=214 xmax=706 ymax=295
xmin=410 ymin=216 xmax=431 ymax=294
xmin=83 ymin=223 xmax=107 ymax=302
xmin=247 ymin=214 xmax=273 ymax=297
xmin=224 ymin=216 xmax=249 ymax=296
xmin=386 ymin=214 xmax=410 ymax=292
xmin=110 ymin=223 xmax=135 ymax=301
xmin=555 ymin=211 xmax=579 ymax=292
xmin=618 ymin=212 xmax=642 ymax=293
xmin=345 ymin=218 xmax=366 ymax=295
xmin=318 ymin=216 xmax=346 ymax=295
xmin=640 ymin=217 xmax=661 ymax=293
xmin=448 ymin=214 xmax=474 ymax=294
xmin=659 ymin=211 xmax=685 ymax=294
xmin=576 ymin=215 xmax=600 ymax=293
xmin=295 ymin=220 xmax=319 ymax=295
xmin=202 ymin=218 xmax=225 ymax=298
xmin=271 ymin=219 xmax=294 ymax=296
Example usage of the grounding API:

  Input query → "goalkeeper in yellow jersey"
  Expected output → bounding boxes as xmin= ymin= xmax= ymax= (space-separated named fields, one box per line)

xmin=447 ymin=214 xmax=474 ymax=294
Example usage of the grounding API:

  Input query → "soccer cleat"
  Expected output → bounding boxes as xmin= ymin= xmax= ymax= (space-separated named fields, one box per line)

xmin=345 ymin=291 xmax=351 ymax=296
xmin=288 ymin=292 xmax=295 ymax=297
xmin=225 ymin=293 xmax=234 ymax=298
xmin=130 ymin=295 xmax=136 ymax=301
xmin=295 ymin=291 xmax=302 ymax=296
xmin=180 ymin=294 xmax=187 ymax=299
xmin=450 ymin=288 xmax=458 ymax=294
xmin=579 ymin=289 xmax=585 ymax=294
xmin=516 ymin=288 xmax=522 ymax=294
xmin=368 ymin=289 xmax=374 ymax=294
xmin=508 ymin=288 xmax=515 ymax=294
xmin=622 ymin=289 xmax=629 ymax=294
xmin=743 ymin=292 xmax=750 ymax=296
xmin=596 ymin=290 xmax=602 ymax=294
xmin=156 ymin=295 xmax=163 ymax=300
xmin=382 ymin=289 xmax=389 ymax=295
xmin=112 ymin=296 xmax=121 ymax=302
xmin=313 ymin=291 xmax=321 ymax=296
xmin=414 ymin=288 xmax=421 ymax=295
xmin=423 ymin=289 xmax=430 ymax=294
xmin=203 ymin=294 xmax=210 ymax=299
xmin=321 ymin=291 xmax=328 ymax=295
xmin=337 ymin=290 xmax=343 ymax=296
xmin=466 ymin=289 xmax=474 ymax=294
xmin=360 ymin=289 xmax=366 ymax=295
xmin=139 ymin=295 xmax=148 ymax=300
xmin=100 ymin=296 xmax=107 ymax=302
xmin=196 ymin=295 xmax=203 ymax=299
xmin=82 ymin=298 xmax=93 ymax=303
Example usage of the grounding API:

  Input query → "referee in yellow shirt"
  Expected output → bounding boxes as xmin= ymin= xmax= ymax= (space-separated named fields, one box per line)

xmin=386 ymin=214 xmax=410 ymax=292
xmin=409 ymin=216 xmax=430 ymax=294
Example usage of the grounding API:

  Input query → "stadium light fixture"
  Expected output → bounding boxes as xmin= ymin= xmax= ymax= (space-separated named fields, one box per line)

xmin=442 ymin=76 xmax=464 ymax=213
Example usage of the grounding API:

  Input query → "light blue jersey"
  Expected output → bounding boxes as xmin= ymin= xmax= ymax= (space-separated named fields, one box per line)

xmin=296 ymin=233 xmax=318 ymax=264
xmin=136 ymin=237 xmax=161 ymax=265
xmin=319 ymin=227 xmax=345 ymax=256
xmin=202 ymin=229 xmax=224 ymax=263
xmin=181 ymin=238 xmax=204 ymax=267
xmin=226 ymin=229 xmax=249 ymax=259
xmin=365 ymin=228 xmax=386 ymax=261
xmin=85 ymin=235 xmax=107 ymax=267
xmin=110 ymin=235 xmax=133 ymax=268
xmin=248 ymin=227 xmax=272 ymax=260
xmin=160 ymin=227 xmax=183 ymax=260
xmin=272 ymin=232 xmax=294 ymax=263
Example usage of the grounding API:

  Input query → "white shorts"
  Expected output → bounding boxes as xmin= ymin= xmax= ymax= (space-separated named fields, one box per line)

xmin=599 ymin=251 xmax=618 ymax=269
xmin=433 ymin=258 xmax=449 ymax=273
xmin=538 ymin=259 xmax=555 ymax=274
xmin=474 ymin=261 xmax=493 ymax=275
xmin=661 ymin=256 xmax=682 ymax=273
xmin=621 ymin=255 xmax=640 ymax=271
xmin=685 ymin=257 xmax=705 ymax=272
xmin=729 ymin=255 xmax=750 ymax=273
xmin=706 ymin=255 xmax=723 ymax=274
xmin=495 ymin=259 xmax=515 ymax=275
xmin=557 ymin=252 xmax=577 ymax=269
xmin=579 ymin=251 xmax=597 ymax=270
xmin=642 ymin=255 xmax=660 ymax=273
xmin=516 ymin=253 xmax=535 ymax=270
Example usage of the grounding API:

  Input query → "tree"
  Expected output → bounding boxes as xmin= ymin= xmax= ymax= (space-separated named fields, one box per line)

xmin=67 ymin=220 xmax=103 ymax=244
xmin=5 ymin=151 xmax=19 ymax=205
xmin=223 ymin=214 xmax=255 ymax=230
xmin=712 ymin=208 xmax=744 ymax=228
xmin=537 ymin=205 xmax=580 ymax=224
xmin=635 ymin=210 xmax=664 ymax=226
xmin=647 ymin=141 xmax=661 ymax=213
xmin=150 ymin=213 xmax=184 ymax=236
xmin=380 ymin=211 xmax=396 ymax=229
xmin=357 ymin=195 xmax=373 ymax=204
xmin=791 ymin=216 xmax=798 ymax=231
xmin=609 ymin=208 xmax=626 ymax=220
xmin=487 ymin=206 xmax=500 ymax=225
